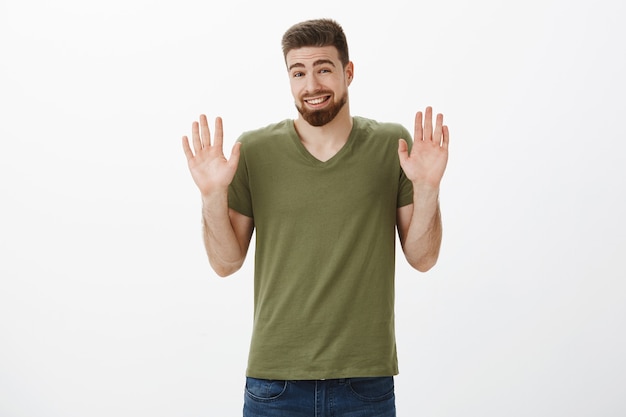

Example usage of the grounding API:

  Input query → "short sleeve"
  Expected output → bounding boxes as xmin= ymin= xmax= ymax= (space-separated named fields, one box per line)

xmin=228 ymin=139 xmax=254 ymax=218
xmin=397 ymin=126 xmax=414 ymax=207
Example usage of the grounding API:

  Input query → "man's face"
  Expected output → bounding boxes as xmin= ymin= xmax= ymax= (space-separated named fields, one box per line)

xmin=286 ymin=46 xmax=353 ymax=127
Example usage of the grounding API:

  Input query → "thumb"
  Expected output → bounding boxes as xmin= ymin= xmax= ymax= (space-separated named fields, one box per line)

xmin=228 ymin=142 xmax=242 ymax=169
xmin=398 ymin=138 xmax=409 ymax=163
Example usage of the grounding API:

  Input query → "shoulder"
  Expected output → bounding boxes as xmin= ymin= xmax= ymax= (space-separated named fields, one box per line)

xmin=236 ymin=119 xmax=293 ymax=146
xmin=353 ymin=116 xmax=412 ymax=143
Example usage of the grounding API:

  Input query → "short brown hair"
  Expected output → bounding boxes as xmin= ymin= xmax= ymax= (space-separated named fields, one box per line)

xmin=281 ymin=19 xmax=350 ymax=67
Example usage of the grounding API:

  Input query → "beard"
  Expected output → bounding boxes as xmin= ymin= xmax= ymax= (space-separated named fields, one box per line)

xmin=295 ymin=91 xmax=348 ymax=127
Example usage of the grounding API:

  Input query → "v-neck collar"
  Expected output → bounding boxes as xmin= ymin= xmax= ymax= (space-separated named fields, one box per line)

xmin=288 ymin=118 xmax=357 ymax=167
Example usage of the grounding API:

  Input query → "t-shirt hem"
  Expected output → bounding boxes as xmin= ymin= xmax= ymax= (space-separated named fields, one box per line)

xmin=246 ymin=367 xmax=399 ymax=381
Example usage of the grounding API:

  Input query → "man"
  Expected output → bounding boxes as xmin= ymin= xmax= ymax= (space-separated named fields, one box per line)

xmin=182 ymin=18 xmax=449 ymax=417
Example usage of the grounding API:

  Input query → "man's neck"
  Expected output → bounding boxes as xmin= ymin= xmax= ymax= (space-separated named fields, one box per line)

xmin=294 ymin=108 xmax=353 ymax=162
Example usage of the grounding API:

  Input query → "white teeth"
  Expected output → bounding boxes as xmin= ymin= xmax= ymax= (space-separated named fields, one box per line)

xmin=306 ymin=97 xmax=327 ymax=105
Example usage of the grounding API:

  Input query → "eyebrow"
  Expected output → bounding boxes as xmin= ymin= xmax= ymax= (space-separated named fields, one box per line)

xmin=288 ymin=59 xmax=336 ymax=72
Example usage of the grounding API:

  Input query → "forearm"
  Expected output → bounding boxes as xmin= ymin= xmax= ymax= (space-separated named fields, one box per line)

xmin=201 ymin=191 xmax=246 ymax=277
xmin=402 ymin=185 xmax=443 ymax=272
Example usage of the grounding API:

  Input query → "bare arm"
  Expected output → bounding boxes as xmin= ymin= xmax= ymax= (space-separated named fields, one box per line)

xmin=201 ymin=196 xmax=253 ymax=277
xmin=397 ymin=107 xmax=449 ymax=272
xmin=182 ymin=115 xmax=253 ymax=277
xmin=396 ymin=190 xmax=442 ymax=272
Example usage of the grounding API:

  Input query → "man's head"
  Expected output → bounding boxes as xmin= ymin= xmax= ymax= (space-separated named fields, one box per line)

xmin=281 ymin=19 xmax=349 ymax=67
xmin=282 ymin=19 xmax=353 ymax=127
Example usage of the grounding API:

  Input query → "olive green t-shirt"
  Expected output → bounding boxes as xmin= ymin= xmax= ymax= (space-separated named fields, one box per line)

xmin=228 ymin=116 xmax=413 ymax=380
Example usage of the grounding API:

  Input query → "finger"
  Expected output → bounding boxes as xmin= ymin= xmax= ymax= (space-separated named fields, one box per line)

xmin=442 ymin=125 xmax=450 ymax=150
xmin=182 ymin=136 xmax=194 ymax=161
xmin=424 ymin=106 xmax=433 ymax=141
xmin=433 ymin=113 xmax=443 ymax=146
xmin=397 ymin=138 xmax=409 ymax=163
xmin=200 ymin=114 xmax=211 ymax=148
xmin=414 ymin=111 xmax=423 ymax=141
xmin=191 ymin=120 xmax=202 ymax=153
xmin=228 ymin=141 xmax=242 ymax=169
xmin=213 ymin=117 xmax=224 ymax=150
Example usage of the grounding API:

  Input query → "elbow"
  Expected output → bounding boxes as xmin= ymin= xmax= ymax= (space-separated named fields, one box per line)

xmin=213 ymin=267 xmax=236 ymax=278
xmin=210 ymin=259 xmax=244 ymax=278
xmin=410 ymin=261 xmax=435 ymax=273
xmin=407 ymin=253 xmax=439 ymax=273
xmin=414 ymin=262 xmax=435 ymax=273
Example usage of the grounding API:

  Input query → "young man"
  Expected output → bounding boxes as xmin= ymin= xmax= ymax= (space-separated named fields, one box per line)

xmin=182 ymin=18 xmax=449 ymax=417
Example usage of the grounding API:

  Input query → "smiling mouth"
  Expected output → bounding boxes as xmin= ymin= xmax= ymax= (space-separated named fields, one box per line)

xmin=305 ymin=95 xmax=331 ymax=105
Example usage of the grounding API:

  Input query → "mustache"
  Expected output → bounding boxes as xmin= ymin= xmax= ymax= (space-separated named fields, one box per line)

xmin=301 ymin=90 xmax=333 ymax=100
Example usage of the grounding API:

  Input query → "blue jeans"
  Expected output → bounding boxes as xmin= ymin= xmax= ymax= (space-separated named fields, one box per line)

xmin=243 ymin=376 xmax=396 ymax=417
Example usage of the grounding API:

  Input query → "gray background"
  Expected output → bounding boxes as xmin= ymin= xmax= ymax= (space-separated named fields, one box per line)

xmin=1 ymin=0 xmax=624 ymax=415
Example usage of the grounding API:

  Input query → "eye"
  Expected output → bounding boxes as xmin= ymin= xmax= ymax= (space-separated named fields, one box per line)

xmin=319 ymin=68 xmax=331 ymax=74
xmin=292 ymin=71 xmax=304 ymax=78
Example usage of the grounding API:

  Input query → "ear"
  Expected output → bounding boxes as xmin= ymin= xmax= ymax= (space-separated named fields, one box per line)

xmin=345 ymin=61 xmax=354 ymax=86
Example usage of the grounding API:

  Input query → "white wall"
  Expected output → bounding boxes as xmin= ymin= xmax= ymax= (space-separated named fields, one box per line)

xmin=1 ymin=0 xmax=624 ymax=415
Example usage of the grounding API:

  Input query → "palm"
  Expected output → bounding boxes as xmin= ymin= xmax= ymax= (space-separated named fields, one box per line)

xmin=398 ymin=107 xmax=449 ymax=188
xmin=182 ymin=115 xmax=241 ymax=195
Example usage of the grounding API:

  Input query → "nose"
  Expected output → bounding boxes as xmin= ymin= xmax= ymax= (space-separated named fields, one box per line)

xmin=305 ymin=72 xmax=322 ymax=94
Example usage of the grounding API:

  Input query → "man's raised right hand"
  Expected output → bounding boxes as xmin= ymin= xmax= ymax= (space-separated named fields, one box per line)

xmin=182 ymin=115 xmax=241 ymax=196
